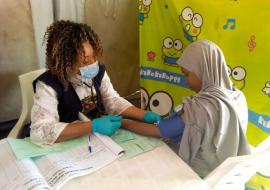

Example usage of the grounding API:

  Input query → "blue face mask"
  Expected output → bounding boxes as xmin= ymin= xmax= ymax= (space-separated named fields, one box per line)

xmin=80 ymin=61 xmax=99 ymax=79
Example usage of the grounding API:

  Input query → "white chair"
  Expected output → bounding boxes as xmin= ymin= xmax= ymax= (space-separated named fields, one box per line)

xmin=250 ymin=136 xmax=270 ymax=154
xmin=8 ymin=68 xmax=46 ymax=138
xmin=204 ymin=137 xmax=270 ymax=190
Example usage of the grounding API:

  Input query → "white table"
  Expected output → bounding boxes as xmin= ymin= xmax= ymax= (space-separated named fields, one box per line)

xmin=63 ymin=144 xmax=210 ymax=190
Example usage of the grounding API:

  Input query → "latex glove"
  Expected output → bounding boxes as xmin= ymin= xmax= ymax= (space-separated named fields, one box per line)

xmin=143 ymin=111 xmax=161 ymax=123
xmin=158 ymin=114 xmax=185 ymax=143
xmin=92 ymin=115 xmax=122 ymax=136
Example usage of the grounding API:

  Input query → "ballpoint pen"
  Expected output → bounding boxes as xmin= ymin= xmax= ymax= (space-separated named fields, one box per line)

xmin=88 ymin=136 xmax=92 ymax=153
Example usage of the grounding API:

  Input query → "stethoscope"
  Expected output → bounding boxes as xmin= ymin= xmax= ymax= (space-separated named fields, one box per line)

xmin=83 ymin=82 xmax=96 ymax=106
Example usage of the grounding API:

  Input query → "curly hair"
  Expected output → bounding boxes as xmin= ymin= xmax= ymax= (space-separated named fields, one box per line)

xmin=43 ymin=20 xmax=103 ymax=89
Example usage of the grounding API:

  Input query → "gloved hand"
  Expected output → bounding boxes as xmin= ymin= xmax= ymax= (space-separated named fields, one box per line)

xmin=158 ymin=114 xmax=185 ymax=143
xmin=143 ymin=111 xmax=161 ymax=123
xmin=92 ymin=115 xmax=122 ymax=136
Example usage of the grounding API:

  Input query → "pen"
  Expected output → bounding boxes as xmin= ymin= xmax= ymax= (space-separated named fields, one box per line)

xmin=88 ymin=136 xmax=92 ymax=153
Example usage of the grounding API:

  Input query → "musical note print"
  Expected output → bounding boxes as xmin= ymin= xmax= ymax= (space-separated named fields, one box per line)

xmin=248 ymin=35 xmax=256 ymax=52
xmin=223 ymin=18 xmax=236 ymax=30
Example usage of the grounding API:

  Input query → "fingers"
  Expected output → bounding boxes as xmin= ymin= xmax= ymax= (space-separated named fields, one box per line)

xmin=111 ymin=121 xmax=121 ymax=130
xmin=106 ymin=121 xmax=121 ymax=136
xmin=110 ymin=115 xmax=122 ymax=122
xmin=104 ymin=114 xmax=122 ymax=122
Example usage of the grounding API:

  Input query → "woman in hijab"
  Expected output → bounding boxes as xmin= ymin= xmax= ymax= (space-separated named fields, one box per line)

xmin=122 ymin=40 xmax=250 ymax=177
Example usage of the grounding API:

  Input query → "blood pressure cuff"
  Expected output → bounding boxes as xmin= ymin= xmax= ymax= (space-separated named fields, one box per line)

xmin=158 ymin=114 xmax=185 ymax=144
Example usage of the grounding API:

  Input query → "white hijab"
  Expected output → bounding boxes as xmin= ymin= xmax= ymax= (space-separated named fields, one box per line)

xmin=177 ymin=40 xmax=250 ymax=177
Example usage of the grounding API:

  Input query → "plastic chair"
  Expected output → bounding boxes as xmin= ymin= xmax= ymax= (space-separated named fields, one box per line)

xmin=204 ymin=137 xmax=270 ymax=190
xmin=250 ymin=136 xmax=270 ymax=154
xmin=8 ymin=68 xmax=46 ymax=138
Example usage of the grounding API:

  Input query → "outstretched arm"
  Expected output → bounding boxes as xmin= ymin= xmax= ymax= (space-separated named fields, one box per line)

xmin=121 ymin=114 xmax=186 ymax=144
xmin=121 ymin=119 xmax=161 ymax=137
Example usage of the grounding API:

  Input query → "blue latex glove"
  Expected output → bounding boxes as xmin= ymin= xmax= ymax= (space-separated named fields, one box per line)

xmin=158 ymin=114 xmax=185 ymax=144
xmin=92 ymin=115 xmax=122 ymax=136
xmin=143 ymin=111 xmax=161 ymax=123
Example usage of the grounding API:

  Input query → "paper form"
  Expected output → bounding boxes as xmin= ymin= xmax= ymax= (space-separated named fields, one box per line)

xmin=7 ymin=136 xmax=87 ymax=160
xmin=111 ymin=129 xmax=164 ymax=161
xmin=34 ymin=134 xmax=124 ymax=190
xmin=79 ymin=112 xmax=164 ymax=160
xmin=78 ymin=112 xmax=125 ymax=156
xmin=111 ymin=129 xmax=135 ymax=143
xmin=0 ymin=139 xmax=52 ymax=190
xmin=1 ymin=132 xmax=125 ymax=190
xmin=95 ymin=133 xmax=125 ymax=156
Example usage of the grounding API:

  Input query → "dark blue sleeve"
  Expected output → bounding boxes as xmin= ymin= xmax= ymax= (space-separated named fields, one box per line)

xmin=158 ymin=114 xmax=185 ymax=144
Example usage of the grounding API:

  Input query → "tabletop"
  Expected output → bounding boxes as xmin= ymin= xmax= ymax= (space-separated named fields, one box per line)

xmin=63 ymin=144 xmax=210 ymax=190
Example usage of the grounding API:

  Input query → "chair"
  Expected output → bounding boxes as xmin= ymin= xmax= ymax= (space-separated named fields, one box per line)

xmin=8 ymin=68 xmax=46 ymax=138
xmin=250 ymin=136 xmax=270 ymax=154
xmin=204 ymin=137 xmax=270 ymax=190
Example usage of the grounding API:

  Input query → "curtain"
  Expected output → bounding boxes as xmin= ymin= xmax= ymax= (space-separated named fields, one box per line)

xmin=139 ymin=0 xmax=270 ymax=187
xmin=0 ymin=0 xmax=86 ymax=122
xmin=54 ymin=0 xmax=85 ymax=23
xmin=30 ymin=0 xmax=86 ymax=68
xmin=30 ymin=0 xmax=54 ymax=68
xmin=139 ymin=0 xmax=270 ymax=146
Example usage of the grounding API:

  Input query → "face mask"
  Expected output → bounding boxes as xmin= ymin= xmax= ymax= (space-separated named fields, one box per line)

xmin=79 ymin=61 xmax=99 ymax=79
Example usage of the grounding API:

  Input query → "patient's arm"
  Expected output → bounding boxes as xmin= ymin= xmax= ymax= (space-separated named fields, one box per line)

xmin=121 ymin=119 xmax=161 ymax=137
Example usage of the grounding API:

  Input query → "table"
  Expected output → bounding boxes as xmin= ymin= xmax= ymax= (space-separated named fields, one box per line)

xmin=63 ymin=144 xmax=210 ymax=190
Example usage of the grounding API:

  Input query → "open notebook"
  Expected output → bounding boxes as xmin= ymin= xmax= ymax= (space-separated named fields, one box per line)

xmin=78 ymin=112 xmax=125 ymax=156
xmin=0 ymin=133 xmax=124 ymax=190
xmin=79 ymin=112 xmax=163 ymax=161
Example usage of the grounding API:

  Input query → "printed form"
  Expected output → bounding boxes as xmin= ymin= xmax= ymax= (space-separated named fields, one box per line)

xmin=0 ymin=133 xmax=124 ymax=190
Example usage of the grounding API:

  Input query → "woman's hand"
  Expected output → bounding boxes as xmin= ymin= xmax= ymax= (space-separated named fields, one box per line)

xmin=92 ymin=115 xmax=122 ymax=136
xmin=143 ymin=111 xmax=161 ymax=124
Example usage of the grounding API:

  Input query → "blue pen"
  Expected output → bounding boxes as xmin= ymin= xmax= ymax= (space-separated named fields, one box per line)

xmin=88 ymin=136 xmax=92 ymax=153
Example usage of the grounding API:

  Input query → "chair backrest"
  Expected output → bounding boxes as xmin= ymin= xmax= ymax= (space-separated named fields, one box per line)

xmin=251 ymin=136 xmax=270 ymax=154
xmin=8 ymin=68 xmax=46 ymax=138
xmin=204 ymin=149 xmax=270 ymax=190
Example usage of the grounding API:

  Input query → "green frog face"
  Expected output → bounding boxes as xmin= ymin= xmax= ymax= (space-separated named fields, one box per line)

xmin=228 ymin=66 xmax=246 ymax=90
xmin=139 ymin=0 xmax=152 ymax=14
xmin=179 ymin=7 xmax=203 ymax=42
xmin=162 ymin=37 xmax=183 ymax=58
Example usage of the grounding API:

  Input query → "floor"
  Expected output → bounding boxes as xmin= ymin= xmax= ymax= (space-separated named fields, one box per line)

xmin=0 ymin=120 xmax=17 ymax=139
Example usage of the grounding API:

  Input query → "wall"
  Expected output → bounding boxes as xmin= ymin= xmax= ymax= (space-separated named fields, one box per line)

xmin=85 ymin=0 xmax=139 ymax=97
xmin=0 ymin=0 xmax=38 ymax=122
xmin=0 ymin=0 xmax=139 ymax=122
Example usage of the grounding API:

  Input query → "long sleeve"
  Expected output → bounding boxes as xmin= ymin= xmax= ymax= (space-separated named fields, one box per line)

xmin=30 ymin=72 xmax=132 ymax=146
xmin=30 ymin=81 xmax=68 ymax=146
xmin=100 ymin=72 xmax=132 ymax=115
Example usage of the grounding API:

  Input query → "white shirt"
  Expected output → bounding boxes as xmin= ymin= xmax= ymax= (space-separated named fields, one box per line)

xmin=30 ymin=72 xmax=132 ymax=146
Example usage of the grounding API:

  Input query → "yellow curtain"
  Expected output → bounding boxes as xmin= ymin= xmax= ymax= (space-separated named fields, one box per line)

xmin=139 ymin=1 xmax=270 ymax=188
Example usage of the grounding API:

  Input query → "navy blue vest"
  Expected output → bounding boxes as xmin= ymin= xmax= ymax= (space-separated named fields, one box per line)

xmin=33 ymin=64 xmax=106 ymax=123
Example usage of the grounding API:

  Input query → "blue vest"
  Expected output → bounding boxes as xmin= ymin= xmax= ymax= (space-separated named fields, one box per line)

xmin=33 ymin=64 xmax=106 ymax=123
